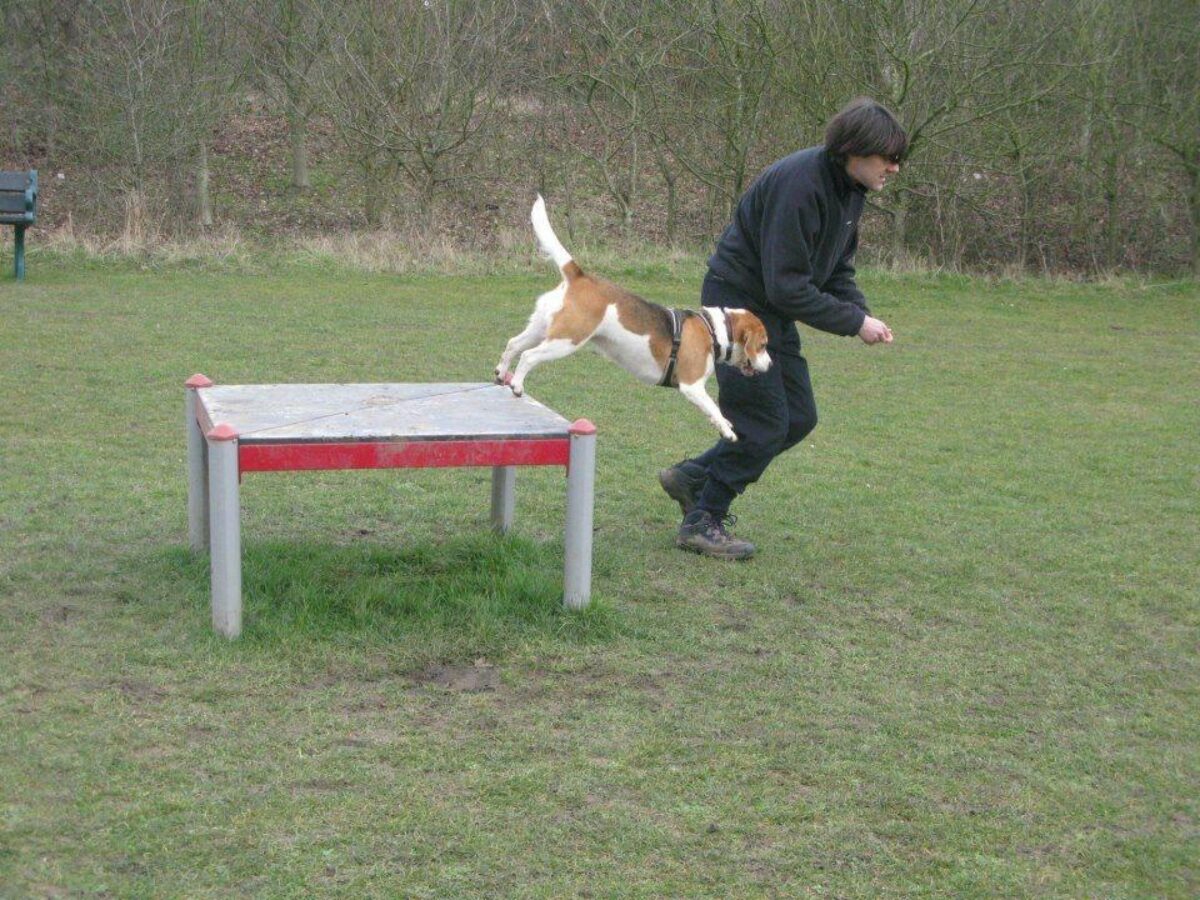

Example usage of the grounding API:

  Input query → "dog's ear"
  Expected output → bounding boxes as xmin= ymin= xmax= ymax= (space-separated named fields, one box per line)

xmin=733 ymin=312 xmax=767 ymax=356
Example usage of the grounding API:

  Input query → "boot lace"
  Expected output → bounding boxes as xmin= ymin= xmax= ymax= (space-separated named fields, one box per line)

xmin=708 ymin=513 xmax=738 ymax=537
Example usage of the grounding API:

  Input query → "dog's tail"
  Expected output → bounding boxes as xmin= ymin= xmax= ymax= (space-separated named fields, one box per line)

xmin=531 ymin=194 xmax=579 ymax=278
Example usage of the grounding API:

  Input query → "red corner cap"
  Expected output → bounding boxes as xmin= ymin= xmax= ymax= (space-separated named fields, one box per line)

xmin=569 ymin=418 xmax=597 ymax=436
xmin=186 ymin=373 xmax=214 ymax=389
xmin=207 ymin=423 xmax=239 ymax=442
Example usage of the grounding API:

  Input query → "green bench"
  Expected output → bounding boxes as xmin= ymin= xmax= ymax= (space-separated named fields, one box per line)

xmin=0 ymin=170 xmax=38 ymax=281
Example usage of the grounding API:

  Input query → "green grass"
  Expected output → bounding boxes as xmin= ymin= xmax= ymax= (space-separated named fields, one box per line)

xmin=1 ymin=257 xmax=1197 ymax=896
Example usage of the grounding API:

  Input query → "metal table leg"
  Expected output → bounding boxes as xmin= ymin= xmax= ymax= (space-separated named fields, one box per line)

xmin=185 ymin=375 xmax=213 ymax=551
xmin=563 ymin=420 xmax=596 ymax=609
xmin=206 ymin=423 xmax=242 ymax=638
xmin=491 ymin=466 xmax=516 ymax=533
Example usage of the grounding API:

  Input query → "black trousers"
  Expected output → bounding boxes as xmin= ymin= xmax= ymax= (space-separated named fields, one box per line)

xmin=691 ymin=273 xmax=818 ymax=515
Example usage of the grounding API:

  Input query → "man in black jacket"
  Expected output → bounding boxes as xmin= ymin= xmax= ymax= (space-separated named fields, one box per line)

xmin=662 ymin=98 xmax=908 ymax=559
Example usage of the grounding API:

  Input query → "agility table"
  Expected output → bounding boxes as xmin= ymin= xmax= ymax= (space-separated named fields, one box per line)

xmin=185 ymin=376 xmax=596 ymax=638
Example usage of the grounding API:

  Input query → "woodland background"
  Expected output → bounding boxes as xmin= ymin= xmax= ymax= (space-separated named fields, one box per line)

xmin=1 ymin=0 xmax=1197 ymax=276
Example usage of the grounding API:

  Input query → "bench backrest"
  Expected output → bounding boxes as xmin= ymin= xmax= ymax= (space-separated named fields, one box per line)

xmin=0 ymin=170 xmax=38 ymax=223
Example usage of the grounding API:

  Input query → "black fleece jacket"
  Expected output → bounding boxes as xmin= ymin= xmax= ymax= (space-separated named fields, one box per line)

xmin=707 ymin=146 xmax=870 ymax=337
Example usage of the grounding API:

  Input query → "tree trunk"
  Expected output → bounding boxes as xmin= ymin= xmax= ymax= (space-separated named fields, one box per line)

xmin=1020 ymin=171 xmax=1036 ymax=273
xmin=197 ymin=141 xmax=213 ymax=228
xmin=655 ymin=147 xmax=678 ymax=245
xmin=891 ymin=192 xmax=909 ymax=263
xmin=1102 ymin=149 xmax=1120 ymax=271
xmin=362 ymin=155 xmax=381 ymax=227
xmin=1190 ymin=152 xmax=1200 ymax=278
xmin=618 ymin=190 xmax=633 ymax=232
xmin=564 ymin=172 xmax=577 ymax=244
xmin=288 ymin=101 xmax=311 ymax=190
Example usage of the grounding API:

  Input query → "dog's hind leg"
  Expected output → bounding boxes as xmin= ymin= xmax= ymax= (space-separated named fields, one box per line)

xmin=497 ymin=284 xmax=566 ymax=383
xmin=509 ymin=337 xmax=581 ymax=396
xmin=495 ymin=313 xmax=548 ymax=383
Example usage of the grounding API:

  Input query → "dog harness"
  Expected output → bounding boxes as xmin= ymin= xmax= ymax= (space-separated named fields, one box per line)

xmin=659 ymin=308 xmax=734 ymax=388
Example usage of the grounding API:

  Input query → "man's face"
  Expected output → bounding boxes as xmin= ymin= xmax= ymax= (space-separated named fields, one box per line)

xmin=846 ymin=154 xmax=901 ymax=191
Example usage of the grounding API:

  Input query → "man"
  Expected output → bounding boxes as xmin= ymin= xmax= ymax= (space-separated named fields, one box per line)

xmin=661 ymin=97 xmax=908 ymax=560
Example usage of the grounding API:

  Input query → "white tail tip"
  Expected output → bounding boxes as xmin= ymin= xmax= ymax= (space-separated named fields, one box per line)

xmin=531 ymin=193 xmax=572 ymax=271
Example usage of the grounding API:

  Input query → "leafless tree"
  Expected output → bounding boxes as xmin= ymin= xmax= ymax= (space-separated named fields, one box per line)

xmin=546 ymin=0 xmax=695 ymax=234
xmin=59 ymin=0 xmax=239 ymax=231
xmin=1122 ymin=0 xmax=1200 ymax=275
xmin=801 ymin=0 xmax=1074 ymax=265
xmin=668 ymin=0 xmax=783 ymax=228
xmin=312 ymin=0 xmax=519 ymax=224
xmin=246 ymin=0 xmax=329 ymax=190
xmin=1 ymin=0 xmax=1193 ymax=273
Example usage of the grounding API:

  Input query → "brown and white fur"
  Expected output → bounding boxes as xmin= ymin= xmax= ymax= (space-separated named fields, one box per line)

xmin=495 ymin=196 xmax=771 ymax=441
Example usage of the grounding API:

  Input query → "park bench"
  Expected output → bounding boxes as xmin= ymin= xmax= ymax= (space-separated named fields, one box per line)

xmin=0 ymin=170 xmax=38 ymax=280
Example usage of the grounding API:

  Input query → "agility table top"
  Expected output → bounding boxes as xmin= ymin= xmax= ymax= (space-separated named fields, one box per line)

xmin=193 ymin=382 xmax=580 ymax=471
xmin=195 ymin=382 xmax=572 ymax=444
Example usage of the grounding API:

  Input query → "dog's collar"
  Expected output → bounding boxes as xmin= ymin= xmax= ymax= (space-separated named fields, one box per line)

xmin=660 ymin=308 xmax=734 ymax=388
xmin=701 ymin=307 xmax=734 ymax=364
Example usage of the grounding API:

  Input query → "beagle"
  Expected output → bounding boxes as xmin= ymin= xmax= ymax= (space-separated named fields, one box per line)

xmin=495 ymin=196 xmax=771 ymax=441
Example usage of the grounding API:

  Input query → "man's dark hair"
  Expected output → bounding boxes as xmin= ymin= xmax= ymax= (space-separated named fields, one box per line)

xmin=824 ymin=98 xmax=909 ymax=164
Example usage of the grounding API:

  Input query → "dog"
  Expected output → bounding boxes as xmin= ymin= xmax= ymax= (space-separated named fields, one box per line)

xmin=495 ymin=196 xmax=771 ymax=441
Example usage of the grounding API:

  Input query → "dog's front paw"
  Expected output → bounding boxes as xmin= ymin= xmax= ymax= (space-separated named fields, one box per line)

xmin=509 ymin=379 xmax=524 ymax=397
xmin=717 ymin=420 xmax=738 ymax=442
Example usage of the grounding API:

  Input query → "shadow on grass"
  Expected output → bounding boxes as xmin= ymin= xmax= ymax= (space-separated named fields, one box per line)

xmin=148 ymin=533 xmax=620 ymax=657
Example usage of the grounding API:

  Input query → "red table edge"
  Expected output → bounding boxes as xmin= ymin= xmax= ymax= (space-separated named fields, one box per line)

xmin=237 ymin=437 xmax=571 ymax=472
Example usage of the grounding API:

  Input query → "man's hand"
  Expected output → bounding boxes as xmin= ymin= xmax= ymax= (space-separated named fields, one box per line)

xmin=858 ymin=315 xmax=893 ymax=345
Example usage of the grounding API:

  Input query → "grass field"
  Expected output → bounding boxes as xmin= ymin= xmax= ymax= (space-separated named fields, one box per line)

xmin=1 ymin=255 xmax=1197 ymax=897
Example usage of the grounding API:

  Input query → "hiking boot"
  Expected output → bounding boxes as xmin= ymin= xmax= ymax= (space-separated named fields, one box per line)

xmin=675 ymin=510 xmax=756 ymax=560
xmin=658 ymin=460 xmax=707 ymax=515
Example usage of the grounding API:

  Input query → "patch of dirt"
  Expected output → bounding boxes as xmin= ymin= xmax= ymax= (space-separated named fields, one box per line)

xmin=8 ymin=681 xmax=52 ymax=714
xmin=130 ymin=744 xmax=173 ymax=761
xmin=415 ymin=659 xmax=500 ymax=693
xmin=718 ymin=604 xmax=750 ymax=632
xmin=39 ymin=604 xmax=78 ymax=625
xmin=116 ymin=679 xmax=167 ymax=703
xmin=185 ymin=724 xmax=217 ymax=744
